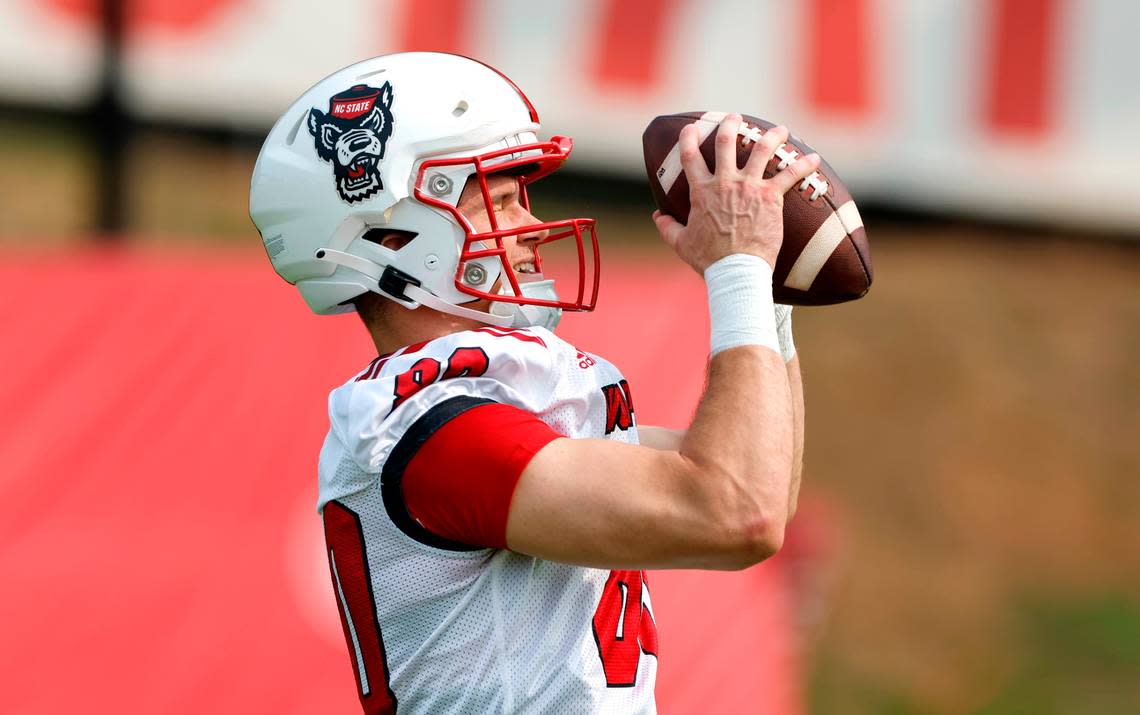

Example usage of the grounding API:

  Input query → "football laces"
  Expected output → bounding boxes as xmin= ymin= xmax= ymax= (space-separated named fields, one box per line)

xmin=739 ymin=123 xmax=829 ymax=201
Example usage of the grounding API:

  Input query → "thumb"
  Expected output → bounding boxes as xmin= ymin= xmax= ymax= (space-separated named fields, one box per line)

xmin=652 ymin=210 xmax=684 ymax=249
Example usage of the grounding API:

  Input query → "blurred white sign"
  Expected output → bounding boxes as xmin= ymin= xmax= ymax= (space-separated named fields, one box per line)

xmin=3 ymin=0 xmax=1140 ymax=230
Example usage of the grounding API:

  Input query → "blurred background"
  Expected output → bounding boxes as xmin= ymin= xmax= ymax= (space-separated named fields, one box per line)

xmin=1 ymin=0 xmax=1138 ymax=713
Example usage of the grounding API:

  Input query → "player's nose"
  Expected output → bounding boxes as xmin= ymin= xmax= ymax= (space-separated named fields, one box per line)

xmin=518 ymin=227 xmax=549 ymax=245
xmin=516 ymin=209 xmax=549 ymax=244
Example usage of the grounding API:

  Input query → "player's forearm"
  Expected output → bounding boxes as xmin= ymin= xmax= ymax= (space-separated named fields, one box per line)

xmin=640 ymin=361 xmax=798 ymax=559
xmin=679 ymin=344 xmax=794 ymax=562
xmin=786 ymin=354 xmax=804 ymax=520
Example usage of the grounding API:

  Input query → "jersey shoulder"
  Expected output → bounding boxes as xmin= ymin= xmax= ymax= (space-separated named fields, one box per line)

xmin=328 ymin=326 xmax=576 ymax=472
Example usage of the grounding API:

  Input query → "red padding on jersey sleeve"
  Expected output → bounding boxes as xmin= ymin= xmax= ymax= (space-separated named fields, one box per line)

xmin=402 ymin=403 xmax=561 ymax=550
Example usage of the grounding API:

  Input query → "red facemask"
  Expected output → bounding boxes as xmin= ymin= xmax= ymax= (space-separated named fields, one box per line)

xmin=414 ymin=136 xmax=600 ymax=313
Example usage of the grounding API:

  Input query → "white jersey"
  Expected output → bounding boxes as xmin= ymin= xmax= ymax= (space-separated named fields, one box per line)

xmin=317 ymin=326 xmax=658 ymax=714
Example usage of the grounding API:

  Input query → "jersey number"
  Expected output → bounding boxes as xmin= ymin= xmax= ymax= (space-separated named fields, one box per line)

xmin=324 ymin=501 xmax=398 ymax=715
xmin=591 ymin=570 xmax=659 ymax=687
xmin=391 ymin=346 xmax=490 ymax=412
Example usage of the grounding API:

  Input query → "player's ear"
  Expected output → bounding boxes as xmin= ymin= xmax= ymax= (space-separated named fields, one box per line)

xmin=363 ymin=228 xmax=417 ymax=252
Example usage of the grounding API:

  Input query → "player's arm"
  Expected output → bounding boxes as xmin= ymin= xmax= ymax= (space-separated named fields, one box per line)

xmin=507 ymin=116 xmax=820 ymax=570
xmin=512 ymin=347 xmax=805 ymax=570
xmin=510 ymin=347 xmax=790 ymax=570
xmin=638 ymin=308 xmax=805 ymax=516
xmin=635 ymin=426 xmax=685 ymax=450
xmin=786 ymin=353 xmax=804 ymax=520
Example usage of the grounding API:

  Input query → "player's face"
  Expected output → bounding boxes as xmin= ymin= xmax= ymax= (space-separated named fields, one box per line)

xmin=457 ymin=173 xmax=548 ymax=274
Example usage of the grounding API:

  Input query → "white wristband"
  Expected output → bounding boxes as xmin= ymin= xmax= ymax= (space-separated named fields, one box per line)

xmin=775 ymin=304 xmax=796 ymax=363
xmin=704 ymin=254 xmax=779 ymax=356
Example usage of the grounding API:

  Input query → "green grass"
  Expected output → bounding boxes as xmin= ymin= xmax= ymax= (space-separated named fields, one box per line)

xmin=972 ymin=596 xmax=1140 ymax=715
xmin=808 ymin=594 xmax=1140 ymax=715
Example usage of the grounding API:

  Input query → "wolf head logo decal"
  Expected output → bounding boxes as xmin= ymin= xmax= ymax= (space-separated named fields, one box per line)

xmin=308 ymin=82 xmax=394 ymax=203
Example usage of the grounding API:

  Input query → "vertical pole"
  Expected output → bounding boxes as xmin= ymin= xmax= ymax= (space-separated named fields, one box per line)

xmin=94 ymin=0 xmax=127 ymax=239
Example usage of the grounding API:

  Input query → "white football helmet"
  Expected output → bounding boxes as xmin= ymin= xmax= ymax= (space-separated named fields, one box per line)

xmin=250 ymin=52 xmax=599 ymax=331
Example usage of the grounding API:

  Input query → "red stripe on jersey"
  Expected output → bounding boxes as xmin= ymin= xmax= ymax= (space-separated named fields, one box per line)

xmin=399 ymin=339 xmax=432 ymax=356
xmin=473 ymin=326 xmax=547 ymax=347
xmin=355 ymin=357 xmax=381 ymax=382
xmin=402 ymin=403 xmax=561 ymax=549
xmin=355 ymin=353 xmax=394 ymax=382
xmin=362 ymin=339 xmax=438 ymax=384
xmin=370 ymin=358 xmax=388 ymax=380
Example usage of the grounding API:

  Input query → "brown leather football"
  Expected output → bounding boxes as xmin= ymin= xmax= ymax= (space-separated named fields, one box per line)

xmin=643 ymin=111 xmax=872 ymax=305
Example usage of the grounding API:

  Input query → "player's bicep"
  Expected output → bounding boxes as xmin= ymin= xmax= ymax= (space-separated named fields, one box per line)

xmin=506 ymin=437 xmax=747 ymax=570
xmin=636 ymin=425 xmax=686 ymax=451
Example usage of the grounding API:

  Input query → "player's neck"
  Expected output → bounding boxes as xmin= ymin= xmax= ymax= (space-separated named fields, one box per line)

xmin=363 ymin=303 xmax=489 ymax=356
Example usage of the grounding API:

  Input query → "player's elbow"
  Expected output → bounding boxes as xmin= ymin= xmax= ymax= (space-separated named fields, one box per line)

xmin=720 ymin=509 xmax=786 ymax=570
xmin=748 ymin=510 xmax=787 ymax=563
xmin=675 ymin=456 xmax=791 ymax=569
xmin=704 ymin=480 xmax=789 ymax=570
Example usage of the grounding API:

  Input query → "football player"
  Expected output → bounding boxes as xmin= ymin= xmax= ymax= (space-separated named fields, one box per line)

xmin=250 ymin=52 xmax=815 ymax=714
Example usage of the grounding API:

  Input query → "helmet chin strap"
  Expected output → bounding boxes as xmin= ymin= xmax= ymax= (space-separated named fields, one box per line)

xmin=313 ymin=247 xmax=559 ymax=330
xmin=403 ymin=283 xmax=513 ymax=327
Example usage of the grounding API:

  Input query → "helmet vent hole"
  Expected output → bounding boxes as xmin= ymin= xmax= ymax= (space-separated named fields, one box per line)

xmin=285 ymin=111 xmax=307 ymax=146
xmin=452 ymin=100 xmax=469 ymax=117
xmin=355 ymin=68 xmax=387 ymax=80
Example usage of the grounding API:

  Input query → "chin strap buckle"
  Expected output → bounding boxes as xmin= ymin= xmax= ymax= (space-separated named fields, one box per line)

xmin=379 ymin=265 xmax=422 ymax=303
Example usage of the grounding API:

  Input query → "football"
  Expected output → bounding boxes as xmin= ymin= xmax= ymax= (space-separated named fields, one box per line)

xmin=643 ymin=111 xmax=872 ymax=305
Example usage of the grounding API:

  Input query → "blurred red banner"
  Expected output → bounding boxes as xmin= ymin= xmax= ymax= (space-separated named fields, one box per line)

xmin=0 ymin=249 xmax=803 ymax=713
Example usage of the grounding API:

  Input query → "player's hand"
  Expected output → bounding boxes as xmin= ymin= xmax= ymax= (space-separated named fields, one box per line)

xmin=652 ymin=113 xmax=821 ymax=274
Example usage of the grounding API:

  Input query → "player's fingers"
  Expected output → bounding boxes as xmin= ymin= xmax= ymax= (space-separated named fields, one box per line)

xmin=744 ymin=124 xmax=790 ymax=177
xmin=714 ymin=113 xmax=743 ymax=176
xmin=652 ymin=209 xmax=684 ymax=249
xmin=677 ymin=122 xmax=711 ymax=183
xmin=768 ymin=152 xmax=821 ymax=195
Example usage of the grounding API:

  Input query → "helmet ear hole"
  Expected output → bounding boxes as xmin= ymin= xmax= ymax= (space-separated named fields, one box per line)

xmin=362 ymin=228 xmax=417 ymax=251
xmin=453 ymin=100 xmax=469 ymax=117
